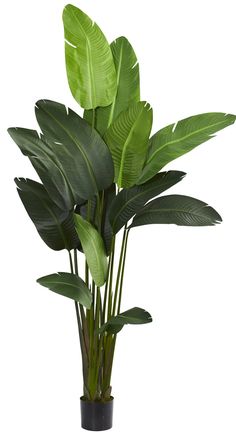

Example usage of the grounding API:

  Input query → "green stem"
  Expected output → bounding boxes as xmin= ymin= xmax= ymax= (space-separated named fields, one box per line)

xmin=102 ymin=225 xmax=130 ymax=398
xmin=112 ymin=227 xmax=127 ymax=316
xmin=103 ymin=236 xmax=115 ymax=323
xmin=92 ymin=108 xmax=96 ymax=130
xmin=74 ymin=249 xmax=89 ymax=359
xmin=68 ymin=250 xmax=74 ymax=274
xmin=68 ymin=251 xmax=88 ymax=394
xmin=117 ymin=229 xmax=129 ymax=314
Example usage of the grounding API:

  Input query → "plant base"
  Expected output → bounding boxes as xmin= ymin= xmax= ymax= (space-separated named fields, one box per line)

xmin=80 ymin=397 xmax=114 ymax=431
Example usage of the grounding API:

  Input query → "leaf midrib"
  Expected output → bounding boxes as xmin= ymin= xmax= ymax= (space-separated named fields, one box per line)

xmin=33 ymin=138 xmax=76 ymax=206
xmin=36 ymin=195 xmax=69 ymax=248
xmin=112 ymin=177 xmax=180 ymax=230
xmin=118 ymin=106 xmax=144 ymax=186
xmin=40 ymin=106 xmax=98 ymax=194
xmin=71 ymin=8 xmax=96 ymax=108
xmin=147 ymin=118 xmax=230 ymax=165
xmin=77 ymin=218 xmax=105 ymax=282
xmin=107 ymin=40 xmax=124 ymax=128
xmin=136 ymin=206 xmax=216 ymax=221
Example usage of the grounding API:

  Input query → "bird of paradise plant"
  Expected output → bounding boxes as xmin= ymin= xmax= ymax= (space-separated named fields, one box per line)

xmin=8 ymin=4 xmax=235 ymax=431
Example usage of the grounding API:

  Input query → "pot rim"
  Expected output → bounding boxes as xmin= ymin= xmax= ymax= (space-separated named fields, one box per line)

xmin=80 ymin=395 xmax=114 ymax=403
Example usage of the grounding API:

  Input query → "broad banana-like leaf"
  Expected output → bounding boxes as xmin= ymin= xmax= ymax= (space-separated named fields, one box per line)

xmin=15 ymin=178 xmax=79 ymax=250
xmin=63 ymin=4 xmax=116 ymax=109
xmin=130 ymin=194 xmax=222 ymax=228
xmin=104 ymin=101 xmax=153 ymax=187
xmin=98 ymin=307 xmax=152 ymax=334
xmin=109 ymin=171 xmax=185 ymax=234
xmin=37 ymin=272 xmax=92 ymax=308
xmin=35 ymin=100 xmax=114 ymax=201
xmin=138 ymin=113 xmax=236 ymax=184
xmin=84 ymin=36 xmax=140 ymax=135
xmin=8 ymin=128 xmax=73 ymax=210
xmin=74 ymin=214 xmax=108 ymax=287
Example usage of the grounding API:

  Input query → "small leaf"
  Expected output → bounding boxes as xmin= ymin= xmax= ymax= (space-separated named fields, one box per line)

xmin=84 ymin=36 xmax=140 ymax=135
xmin=37 ymin=272 xmax=92 ymax=308
xmin=74 ymin=214 xmax=108 ymax=287
xmin=130 ymin=195 xmax=222 ymax=228
xmin=98 ymin=307 xmax=152 ymax=334
xmin=15 ymin=178 xmax=79 ymax=251
xmin=109 ymin=171 xmax=185 ymax=234
xmin=138 ymin=113 xmax=236 ymax=184
xmin=63 ymin=4 xmax=116 ymax=109
xmin=104 ymin=101 xmax=153 ymax=187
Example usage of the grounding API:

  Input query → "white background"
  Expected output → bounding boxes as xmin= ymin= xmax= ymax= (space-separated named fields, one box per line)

xmin=1 ymin=0 xmax=236 ymax=435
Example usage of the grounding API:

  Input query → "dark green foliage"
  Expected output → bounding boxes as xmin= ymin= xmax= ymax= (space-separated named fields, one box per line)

xmin=37 ymin=272 xmax=92 ymax=308
xmin=35 ymin=99 xmax=114 ymax=202
xmin=98 ymin=307 xmax=152 ymax=334
xmin=130 ymin=195 xmax=222 ymax=228
xmin=15 ymin=178 xmax=79 ymax=250
xmin=109 ymin=171 xmax=185 ymax=234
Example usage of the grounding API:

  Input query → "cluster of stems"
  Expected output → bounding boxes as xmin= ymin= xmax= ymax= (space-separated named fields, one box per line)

xmin=68 ymin=194 xmax=129 ymax=401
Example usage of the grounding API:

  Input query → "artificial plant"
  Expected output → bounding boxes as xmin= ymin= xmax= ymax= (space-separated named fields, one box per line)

xmin=8 ymin=2 xmax=235 ymax=420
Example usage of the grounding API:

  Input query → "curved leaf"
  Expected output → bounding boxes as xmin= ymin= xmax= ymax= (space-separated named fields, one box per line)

xmin=98 ymin=307 xmax=152 ymax=334
xmin=74 ymin=214 xmax=108 ymax=287
xmin=63 ymin=4 xmax=116 ymax=109
xmin=76 ymin=184 xmax=116 ymax=255
xmin=109 ymin=171 xmax=185 ymax=234
xmin=130 ymin=195 xmax=222 ymax=228
xmin=35 ymin=100 xmax=114 ymax=201
xmin=37 ymin=272 xmax=92 ymax=308
xmin=104 ymin=101 xmax=153 ymax=187
xmin=15 ymin=178 xmax=79 ymax=250
xmin=84 ymin=36 xmax=140 ymax=135
xmin=138 ymin=113 xmax=236 ymax=184
xmin=8 ymin=128 xmax=73 ymax=210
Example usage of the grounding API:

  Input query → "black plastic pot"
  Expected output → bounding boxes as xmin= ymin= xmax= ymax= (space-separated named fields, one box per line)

xmin=80 ymin=396 xmax=114 ymax=431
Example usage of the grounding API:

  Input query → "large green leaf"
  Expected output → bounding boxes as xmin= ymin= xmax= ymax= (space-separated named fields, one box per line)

xmin=130 ymin=195 xmax=222 ymax=228
xmin=98 ymin=307 xmax=152 ymax=334
xmin=35 ymin=100 xmax=114 ymax=201
xmin=15 ymin=178 xmax=79 ymax=250
xmin=8 ymin=128 xmax=73 ymax=210
xmin=138 ymin=113 xmax=236 ymax=184
xmin=104 ymin=101 xmax=153 ymax=187
xmin=109 ymin=171 xmax=185 ymax=234
xmin=63 ymin=4 xmax=116 ymax=109
xmin=84 ymin=36 xmax=140 ymax=136
xmin=74 ymin=214 xmax=108 ymax=287
xmin=37 ymin=272 xmax=92 ymax=308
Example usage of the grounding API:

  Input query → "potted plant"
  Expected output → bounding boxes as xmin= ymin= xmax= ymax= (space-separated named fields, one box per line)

xmin=8 ymin=4 xmax=235 ymax=431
